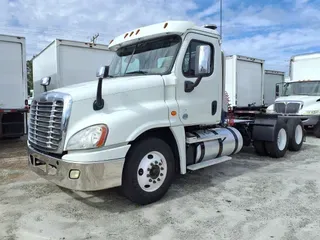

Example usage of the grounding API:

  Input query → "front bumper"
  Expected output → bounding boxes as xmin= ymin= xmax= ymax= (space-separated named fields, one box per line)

xmin=27 ymin=144 xmax=128 ymax=191
xmin=299 ymin=115 xmax=320 ymax=126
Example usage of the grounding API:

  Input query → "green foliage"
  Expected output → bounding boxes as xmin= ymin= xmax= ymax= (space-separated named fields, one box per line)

xmin=27 ymin=60 xmax=33 ymax=95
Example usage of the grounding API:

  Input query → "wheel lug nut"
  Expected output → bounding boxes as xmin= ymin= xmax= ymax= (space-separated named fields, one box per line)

xmin=147 ymin=168 xmax=150 ymax=171
xmin=159 ymin=163 xmax=162 ymax=166
xmin=155 ymin=161 xmax=158 ymax=164
xmin=157 ymin=178 xmax=160 ymax=181
xmin=160 ymin=173 xmax=163 ymax=176
xmin=161 ymin=167 xmax=164 ymax=170
xmin=147 ymin=174 xmax=150 ymax=177
xmin=153 ymin=180 xmax=156 ymax=184
xmin=149 ymin=179 xmax=152 ymax=182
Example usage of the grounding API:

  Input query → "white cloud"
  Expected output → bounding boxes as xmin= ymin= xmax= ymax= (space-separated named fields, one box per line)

xmin=0 ymin=0 xmax=319 ymax=74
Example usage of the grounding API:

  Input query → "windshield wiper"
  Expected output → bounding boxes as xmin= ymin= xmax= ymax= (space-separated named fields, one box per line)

xmin=125 ymin=70 xmax=148 ymax=75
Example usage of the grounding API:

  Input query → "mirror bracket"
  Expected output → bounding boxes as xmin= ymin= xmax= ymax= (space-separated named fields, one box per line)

xmin=184 ymin=77 xmax=203 ymax=93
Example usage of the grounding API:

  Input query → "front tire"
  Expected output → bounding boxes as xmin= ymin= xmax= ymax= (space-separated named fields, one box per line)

xmin=265 ymin=119 xmax=289 ymax=158
xmin=121 ymin=137 xmax=175 ymax=205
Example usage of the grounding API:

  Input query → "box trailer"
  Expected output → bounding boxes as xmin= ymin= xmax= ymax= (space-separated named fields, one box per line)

xmin=225 ymin=55 xmax=265 ymax=108
xmin=32 ymin=39 xmax=115 ymax=98
xmin=0 ymin=34 xmax=28 ymax=139
xmin=264 ymin=70 xmax=285 ymax=106
xmin=290 ymin=52 xmax=320 ymax=81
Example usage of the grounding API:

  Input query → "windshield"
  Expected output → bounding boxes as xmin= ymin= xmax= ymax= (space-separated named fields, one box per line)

xmin=108 ymin=35 xmax=181 ymax=77
xmin=282 ymin=81 xmax=320 ymax=96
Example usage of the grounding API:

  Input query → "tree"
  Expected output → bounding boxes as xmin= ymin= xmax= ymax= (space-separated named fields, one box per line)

xmin=27 ymin=60 xmax=33 ymax=94
xmin=90 ymin=33 xmax=99 ymax=44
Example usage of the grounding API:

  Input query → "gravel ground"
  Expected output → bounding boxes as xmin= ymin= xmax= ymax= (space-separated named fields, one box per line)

xmin=1 ymin=135 xmax=320 ymax=240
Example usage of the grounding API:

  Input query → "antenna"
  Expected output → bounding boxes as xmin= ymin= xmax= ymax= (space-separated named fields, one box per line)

xmin=220 ymin=0 xmax=223 ymax=42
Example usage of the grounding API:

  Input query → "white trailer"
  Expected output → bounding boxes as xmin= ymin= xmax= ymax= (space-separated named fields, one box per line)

xmin=264 ymin=70 xmax=285 ymax=106
xmin=32 ymin=39 xmax=115 ymax=98
xmin=225 ymin=55 xmax=265 ymax=108
xmin=290 ymin=52 xmax=320 ymax=81
xmin=0 ymin=34 xmax=28 ymax=139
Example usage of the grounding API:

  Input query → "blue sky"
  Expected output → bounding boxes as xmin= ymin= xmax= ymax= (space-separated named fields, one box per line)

xmin=1 ymin=0 xmax=320 ymax=75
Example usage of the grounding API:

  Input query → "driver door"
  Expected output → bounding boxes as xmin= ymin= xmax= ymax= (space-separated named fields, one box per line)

xmin=175 ymin=33 xmax=222 ymax=126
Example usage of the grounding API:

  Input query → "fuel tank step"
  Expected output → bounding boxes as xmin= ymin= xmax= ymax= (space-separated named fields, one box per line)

xmin=186 ymin=156 xmax=232 ymax=171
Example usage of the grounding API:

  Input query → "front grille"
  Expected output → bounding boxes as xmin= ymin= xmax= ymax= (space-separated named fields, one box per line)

xmin=28 ymin=100 xmax=64 ymax=151
xmin=274 ymin=102 xmax=301 ymax=114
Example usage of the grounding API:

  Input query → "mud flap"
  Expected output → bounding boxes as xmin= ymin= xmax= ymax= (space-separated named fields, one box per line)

xmin=251 ymin=114 xmax=279 ymax=142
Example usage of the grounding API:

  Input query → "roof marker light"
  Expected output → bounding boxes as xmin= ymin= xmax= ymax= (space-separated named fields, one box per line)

xmin=136 ymin=29 xmax=140 ymax=35
xmin=130 ymin=31 xmax=134 ymax=37
xmin=124 ymin=33 xmax=129 ymax=39
xmin=164 ymin=22 xmax=168 ymax=29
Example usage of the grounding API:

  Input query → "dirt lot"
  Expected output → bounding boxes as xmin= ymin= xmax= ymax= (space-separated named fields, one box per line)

xmin=1 ymin=136 xmax=320 ymax=240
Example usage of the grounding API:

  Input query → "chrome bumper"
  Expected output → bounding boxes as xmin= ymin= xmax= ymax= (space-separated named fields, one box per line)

xmin=27 ymin=145 xmax=125 ymax=191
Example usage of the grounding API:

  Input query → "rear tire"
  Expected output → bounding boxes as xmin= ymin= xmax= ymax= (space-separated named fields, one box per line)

xmin=313 ymin=122 xmax=320 ymax=138
xmin=253 ymin=140 xmax=267 ymax=156
xmin=287 ymin=118 xmax=304 ymax=151
xmin=121 ymin=137 xmax=175 ymax=205
xmin=265 ymin=119 xmax=289 ymax=158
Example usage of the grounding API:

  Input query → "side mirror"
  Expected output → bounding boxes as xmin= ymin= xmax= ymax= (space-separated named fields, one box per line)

xmin=184 ymin=44 xmax=212 ymax=93
xmin=41 ymin=76 xmax=51 ymax=86
xmin=96 ymin=66 xmax=109 ymax=78
xmin=195 ymin=45 xmax=212 ymax=77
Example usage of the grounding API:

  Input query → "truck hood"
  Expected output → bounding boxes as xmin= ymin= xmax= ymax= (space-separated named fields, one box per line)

xmin=275 ymin=95 xmax=320 ymax=105
xmin=49 ymin=75 xmax=164 ymax=101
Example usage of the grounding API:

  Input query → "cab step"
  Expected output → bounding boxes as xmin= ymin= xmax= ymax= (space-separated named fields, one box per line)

xmin=186 ymin=156 xmax=232 ymax=171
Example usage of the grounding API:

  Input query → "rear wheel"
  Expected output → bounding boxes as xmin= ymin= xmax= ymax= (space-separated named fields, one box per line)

xmin=121 ymin=137 xmax=175 ymax=205
xmin=287 ymin=119 xmax=304 ymax=151
xmin=265 ymin=119 xmax=289 ymax=158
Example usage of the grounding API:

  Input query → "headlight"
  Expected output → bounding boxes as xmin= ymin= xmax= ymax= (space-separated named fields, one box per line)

xmin=66 ymin=124 xmax=108 ymax=150
xmin=302 ymin=110 xmax=320 ymax=115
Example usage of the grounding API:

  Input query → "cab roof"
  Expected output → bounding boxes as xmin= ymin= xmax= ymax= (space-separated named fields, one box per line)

xmin=108 ymin=20 xmax=220 ymax=51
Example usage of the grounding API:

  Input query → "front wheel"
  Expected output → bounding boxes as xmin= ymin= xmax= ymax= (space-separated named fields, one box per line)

xmin=121 ymin=137 xmax=175 ymax=205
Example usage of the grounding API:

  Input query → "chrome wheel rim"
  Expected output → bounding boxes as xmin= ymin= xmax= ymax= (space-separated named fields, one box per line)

xmin=137 ymin=151 xmax=167 ymax=192
xmin=277 ymin=128 xmax=287 ymax=151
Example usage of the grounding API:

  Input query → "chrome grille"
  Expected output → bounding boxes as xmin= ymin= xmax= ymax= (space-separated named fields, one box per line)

xmin=28 ymin=100 xmax=64 ymax=151
xmin=274 ymin=102 xmax=301 ymax=114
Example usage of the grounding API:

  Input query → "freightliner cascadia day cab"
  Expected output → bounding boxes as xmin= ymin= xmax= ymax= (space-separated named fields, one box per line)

xmin=266 ymin=52 xmax=320 ymax=137
xmin=0 ymin=34 xmax=28 ymax=139
xmin=32 ymin=39 xmax=115 ymax=98
xmin=27 ymin=21 xmax=306 ymax=205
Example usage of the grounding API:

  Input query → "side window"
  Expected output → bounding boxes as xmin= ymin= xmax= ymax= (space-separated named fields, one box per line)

xmin=182 ymin=40 xmax=214 ymax=77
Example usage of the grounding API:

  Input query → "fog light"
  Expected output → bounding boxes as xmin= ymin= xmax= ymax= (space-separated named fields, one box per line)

xmin=69 ymin=169 xmax=80 ymax=179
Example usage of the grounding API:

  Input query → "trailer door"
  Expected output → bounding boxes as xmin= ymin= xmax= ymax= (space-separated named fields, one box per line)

xmin=236 ymin=59 xmax=263 ymax=107
xmin=0 ymin=40 xmax=25 ymax=109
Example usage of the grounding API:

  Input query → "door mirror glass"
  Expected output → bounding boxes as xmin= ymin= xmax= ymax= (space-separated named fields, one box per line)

xmin=40 ymin=76 xmax=51 ymax=86
xmin=96 ymin=66 xmax=109 ymax=78
xmin=195 ymin=45 xmax=211 ymax=77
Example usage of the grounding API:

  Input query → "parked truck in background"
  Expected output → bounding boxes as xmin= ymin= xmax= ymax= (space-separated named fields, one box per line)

xmin=32 ymin=39 xmax=115 ymax=98
xmin=0 ymin=34 xmax=28 ymax=139
xmin=27 ymin=21 xmax=306 ymax=205
xmin=264 ymin=70 xmax=285 ymax=106
xmin=266 ymin=52 xmax=320 ymax=137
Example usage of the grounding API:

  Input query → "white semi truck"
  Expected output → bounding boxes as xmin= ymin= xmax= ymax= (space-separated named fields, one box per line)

xmin=0 ymin=34 xmax=28 ymax=139
xmin=27 ymin=21 xmax=306 ymax=205
xmin=266 ymin=52 xmax=320 ymax=137
xmin=32 ymin=39 xmax=115 ymax=98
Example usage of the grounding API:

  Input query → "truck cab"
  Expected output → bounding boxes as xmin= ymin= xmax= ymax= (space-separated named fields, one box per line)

xmin=27 ymin=21 xmax=305 ymax=205
xmin=266 ymin=53 xmax=320 ymax=137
